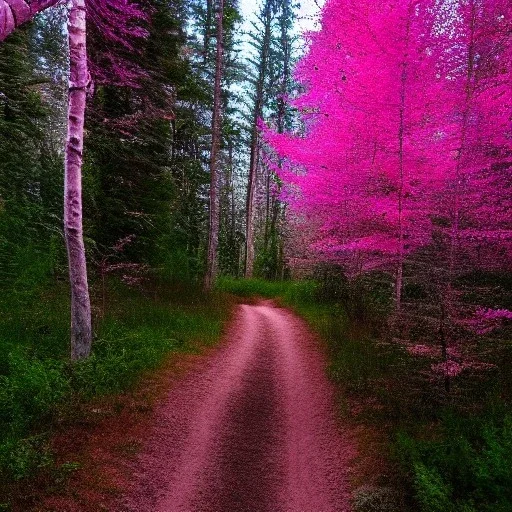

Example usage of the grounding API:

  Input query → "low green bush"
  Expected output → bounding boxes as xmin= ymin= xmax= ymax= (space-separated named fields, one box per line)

xmin=0 ymin=278 xmax=229 ymax=483
xmin=397 ymin=412 xmax=512 ymax=512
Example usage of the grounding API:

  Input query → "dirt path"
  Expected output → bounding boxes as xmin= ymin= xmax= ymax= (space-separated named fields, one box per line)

xmin=123 ymin=301 xmax=354 ymax=512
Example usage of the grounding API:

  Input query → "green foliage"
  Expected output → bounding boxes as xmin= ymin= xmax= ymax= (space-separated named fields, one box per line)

xmin=397 ymin=413 xmax=512 ymax=512
xmin=411 ymin=463 xmax=454 ymax=512
xmin=0 ymin=23 xmax=65 ymax=292
xmin=0 ymin=435 xmax=53 ymax=481
xmin=217 ymin=276 xmax=317 ymax=301
xmin=217 ymin=276 xmax=293 ymax=297
xmin=0 ymin=351 xmax=69 ymax=432
xmin=0 ymin=279 xmax=229 ymax=483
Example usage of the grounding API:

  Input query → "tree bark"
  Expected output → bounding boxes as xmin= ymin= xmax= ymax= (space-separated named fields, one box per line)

xmin=245 ymin=0 xmax=273 ymax=278
xmin=439 ymin=299 xmax=450 ymax=393
xmin=203 ymin=0 xmax=213 ymax=64
xmin=204 ymin=0 xmax=224 ymax=291
xmin=395 ymin=5 xmax=413 ymax=312
xmin=65 ymin=0 xmax=92 ymax=360
xmin=448 ymin=0 xmax=476 ymax=292
xmin=396 ymin=63 xmax=406 ymax=312
xmin=0 ymin=0 xmax=59 ymax=41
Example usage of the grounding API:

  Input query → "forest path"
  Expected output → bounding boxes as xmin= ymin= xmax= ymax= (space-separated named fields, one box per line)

xmin=123 ymin=301 xmax=354 ymax=512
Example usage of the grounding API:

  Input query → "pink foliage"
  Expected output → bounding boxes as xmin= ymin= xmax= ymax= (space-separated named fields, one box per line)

xmin=431 ymin=359 xmax=497 ymax=377
xmin=112 ymin=234 xmax=136 ymax=252
xmin=431 ymin=360 xmax=464 ymax=378
xmin=406 ymin=344 xmax=439 ymax=357
xmin=0 ymin=0 xmax=148 ymax=87
xmin=462 ymin=307 xmax=512 ymax=334
xmin=87 ymin=0 xmax=148 ymax=87
xmin=263 ymin=0 xmax=512 ymax=284
xmin=0 ymin=0 xmax=60 ymax=41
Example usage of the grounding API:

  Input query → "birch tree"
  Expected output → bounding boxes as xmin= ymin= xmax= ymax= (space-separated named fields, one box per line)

xmin=65 ymin=0 xmax=91 ymax=360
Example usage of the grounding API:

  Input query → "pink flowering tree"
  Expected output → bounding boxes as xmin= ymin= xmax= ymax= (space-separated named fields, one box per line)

xmin=265 ymin=0 xmax=451 ymax=309
xmin=0 ymin=0 xmax=60 ymax=41
xmin=264 ymin=0 xmax=512 ymax=389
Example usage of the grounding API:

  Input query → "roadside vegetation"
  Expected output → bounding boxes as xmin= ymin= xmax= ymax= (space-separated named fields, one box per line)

xmin=0 ymin=273 xmax=231 ymax=507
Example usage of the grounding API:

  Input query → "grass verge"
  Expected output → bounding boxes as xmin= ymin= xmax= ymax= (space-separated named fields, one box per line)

xmin=0 ymin=277 xmax=232 ymax=509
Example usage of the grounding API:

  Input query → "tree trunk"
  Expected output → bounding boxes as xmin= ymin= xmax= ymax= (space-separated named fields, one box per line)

xmin=0 ymin=0 xmax=59 ymax=41
xmin=65 ymin=0 xmax=92 ymax=360
xmin=203 ymin=0 xmax=213 ymax=64
xmin=396 ymin=70 xmax=406 ymax=312
xmin=395 ymin=5 xmax=413 ymax=312
xmin=245 ymin=0 xmax=273 ymax=278
xmin=204 ymin=0 xmax=224 ymax=291
xmin=267 ymin=0 xmax=292 ymax=279
xmin=439 ymin=299 xmax=450 ymax=393
xmin=448 ymin=0 xmax=476 ymax=294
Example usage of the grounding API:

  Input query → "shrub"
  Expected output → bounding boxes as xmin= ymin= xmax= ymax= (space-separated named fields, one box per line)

xmin=0 ymin=278 xmax=230 ymax=483
xmin=396 ymin=413 xmax=512 ymax=511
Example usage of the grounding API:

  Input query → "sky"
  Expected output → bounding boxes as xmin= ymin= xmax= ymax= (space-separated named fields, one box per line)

xmin=238 ymin=0 xmax=325 ymax=38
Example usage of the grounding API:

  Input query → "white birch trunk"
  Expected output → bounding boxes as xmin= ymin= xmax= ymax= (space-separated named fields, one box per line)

xmin=65 ymin=0 xmax=92 ymax=360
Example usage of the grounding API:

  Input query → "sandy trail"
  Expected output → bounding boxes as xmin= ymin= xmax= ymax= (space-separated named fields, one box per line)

xmin=123 ymin=301 xmax=354 ymax=512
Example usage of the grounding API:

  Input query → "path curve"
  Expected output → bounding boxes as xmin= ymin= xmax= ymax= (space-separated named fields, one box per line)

xmin=123 ymin=301 xmax=354 ymax=512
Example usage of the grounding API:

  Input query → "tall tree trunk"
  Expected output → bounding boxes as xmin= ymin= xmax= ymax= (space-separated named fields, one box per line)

xmin=204 ymin=0 xmax=224 ymax=291
xmin=396 ymin=63 xmax=406 ymax=312
xmin=263 ymin=168 xmax=271 ymax=252
xmin=0 ymin=0 xmax=59 ymax=41
xmin=65 ymin=0 xmax=92 ymax=360
xmin=245 ymin=136 xmax=258 ymax=278
xmin=203 ymin=0 xmax=213 ymax=63
xmin=277 ymin=0 xmax=291 ymax=133
xmin=245 ymin=0 xmax=273 ymax=278
xmin=395 ymin=5 xmax=413 ymax=312
xmin=448 ymin=0 xmax=476 ymax=295
xmin=268 ymin=0 xmax=292 ymax=279
xmin=439 ymin=299 xmax=450 ymax=393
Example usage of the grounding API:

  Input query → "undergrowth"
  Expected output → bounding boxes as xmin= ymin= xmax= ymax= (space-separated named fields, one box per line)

xmin=0 ymin=277 xmax=230 ymax=493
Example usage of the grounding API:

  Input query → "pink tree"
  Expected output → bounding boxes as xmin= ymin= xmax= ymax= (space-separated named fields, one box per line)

xmin=265 ymin=0 xmax=450 ymax=309
xmin=265 ymin=0 xmax=511 ymax=390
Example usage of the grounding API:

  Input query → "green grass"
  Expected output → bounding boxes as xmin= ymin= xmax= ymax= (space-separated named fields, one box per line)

xmin=216 ymin=276 xmax=308 ymax=298
xmin=0 ymin=277 xmax=230 ymax=485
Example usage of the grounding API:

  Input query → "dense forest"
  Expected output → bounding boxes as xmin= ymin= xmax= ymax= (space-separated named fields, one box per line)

xmin=0 ymin=0 xmax=511 ymax=510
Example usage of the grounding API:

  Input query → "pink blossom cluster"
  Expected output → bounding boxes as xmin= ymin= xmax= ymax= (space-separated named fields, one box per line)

xmin=431 ymin=359 xmax=497 ymax=377
xmin=431 ymin=360 xmax=464 ymax=378
xmin=462 ymin=307 xmax=512 ymax=335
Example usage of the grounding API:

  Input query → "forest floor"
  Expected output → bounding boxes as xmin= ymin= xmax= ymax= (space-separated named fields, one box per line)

xmin=34 ymin=300 xmax=357 ymax=512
